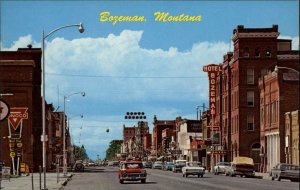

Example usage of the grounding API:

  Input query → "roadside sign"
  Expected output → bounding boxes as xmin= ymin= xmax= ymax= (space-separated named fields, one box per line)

xmin=17 ymin=142 xmax=23 ymax=148
xmin=0 ymin=99 xmax=10 ymax=121
xmin=8 ymin=108 xmax=28 ymax=130
xmin=10 ymin=152 xmax=15 ymax=158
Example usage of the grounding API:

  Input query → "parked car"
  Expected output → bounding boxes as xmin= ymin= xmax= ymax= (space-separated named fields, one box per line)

xmin=226 ymin=157 xmax=255 ymax=177
xmin=213 ymin=162 xmax=231 ymax=175
xmin=152 ymin=161 xmax=164 ymax=169
xmin=270 ymin=163 xmax=300 ymax=182
xmin=118 ymin=160 xmax=147 ymax=184
xmin=142 ymin=161 xmax=153 ymax=168
xmin=182 ymin=162 xmax=205 ymax=178
xmin=73 ymin=160 xmax=84 ymax=172
xmin=163 ymin=162 xmax=175 ymax=171
xmin=172 ymin=160 xmax=187 ymax=173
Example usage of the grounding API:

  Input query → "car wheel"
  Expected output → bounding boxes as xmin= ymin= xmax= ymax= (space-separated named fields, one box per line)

xmin=198 ymin=174 xmax=200 ymax=178
xmin=271 ymin=176 xmax=274 ymax=180
xmin=185 ymin=174 xmax=188 ymax=178
xmin=141 ymin=179 xmax=146 ymax=183
xmin=183 ymin=174 xmax=185 ymax=177
xmin=119 ymin=179 xmax=124 ymax=184
xmin=201 ymin=174 xmax=203 ymax=178
xmin=277 ymin=176 xmax=281 ymax=181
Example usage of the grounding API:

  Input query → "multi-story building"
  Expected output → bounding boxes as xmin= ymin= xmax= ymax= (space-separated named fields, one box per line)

xmin=212 ymin=25 xmax=299 ymax=172
xmin=176 ymin=119 xmax=202 ymax=162
xmin=121 ymin=125 xmax=136 ymax=159
xmin=152 ymin=116 xmax=175 ymax=160
xmin=135 ymin=121 xmax=149 ymax=160
xmin=259 ymin=67 xmax=299 ymax=172
xmin=0 ymin=47 xmax=43 ymax=172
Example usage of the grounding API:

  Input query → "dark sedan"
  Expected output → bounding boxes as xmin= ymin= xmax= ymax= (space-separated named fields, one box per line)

xmin=270 ymin=163 xmax=299 ymax=182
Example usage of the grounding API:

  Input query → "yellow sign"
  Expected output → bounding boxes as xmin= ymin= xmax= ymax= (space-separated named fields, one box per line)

xmin=10 ymin=152 xmax=16 ymax=158
xmin=17 ymin=143 xmax=23 ymax=148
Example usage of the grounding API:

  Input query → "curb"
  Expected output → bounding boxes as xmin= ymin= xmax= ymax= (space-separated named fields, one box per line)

xmin=61 ymin=174 xmax=73 ymax=186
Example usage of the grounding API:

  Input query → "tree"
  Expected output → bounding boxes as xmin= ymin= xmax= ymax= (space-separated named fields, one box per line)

xmin=74 ymin=144 xmax=89 ymax=160
xmin=105 ymin=140 xmax=121 ymax=160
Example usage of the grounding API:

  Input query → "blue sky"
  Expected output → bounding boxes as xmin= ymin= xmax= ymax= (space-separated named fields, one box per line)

xmin=1 ymin=0 xmax=299 ymax=160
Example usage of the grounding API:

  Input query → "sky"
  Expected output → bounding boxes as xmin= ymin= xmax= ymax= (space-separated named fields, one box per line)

xmin=0 ymin=0 xmax=299 ymax=160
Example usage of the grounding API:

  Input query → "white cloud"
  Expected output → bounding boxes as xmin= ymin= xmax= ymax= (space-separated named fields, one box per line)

xmin=1 ymin=35 xmax=40 ymax=51
xmin=13 ymin=30 xmax=300 ymax=159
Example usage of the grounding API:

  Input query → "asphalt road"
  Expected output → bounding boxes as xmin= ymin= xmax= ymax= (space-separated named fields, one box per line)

xmin=61 ymin=166 xmax=300 ymax=190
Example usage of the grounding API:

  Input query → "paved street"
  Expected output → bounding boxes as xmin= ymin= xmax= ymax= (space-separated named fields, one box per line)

xmin=62 ymin=166 xmax=299 ymax=190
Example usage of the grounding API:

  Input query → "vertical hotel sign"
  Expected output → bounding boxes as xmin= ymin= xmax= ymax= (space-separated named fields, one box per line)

xmin=202 ymin=64 xmax=222 ymax=119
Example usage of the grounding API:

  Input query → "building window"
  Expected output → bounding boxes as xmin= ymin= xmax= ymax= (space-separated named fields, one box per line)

xmin=247 ymin=91 xmax=254 ymax=107
xmin=266 ymin=47 xmax=271 ymax=57
xmin=255 ymin=48 xmax=260 ymax=57
xmin=247 ymin=68 xmax=254 ymax=84
xmin=243 ymin=47 xmax=249 ymax=57
xmin=247 ymin=114 xmax=254 ymax=131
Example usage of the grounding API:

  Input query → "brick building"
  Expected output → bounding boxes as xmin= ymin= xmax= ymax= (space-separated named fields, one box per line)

xmin=259 ymin=68 xmax=299 ymax=172
xmin=0 ymin=47 xmax=43 ymax=172
xmin=212 ymin=25 xmax=299 ymax=172
xmin=120 ymin=125 xmax=136 ymax=159
xmin=152 ymin=116 xmax=175 ymax=160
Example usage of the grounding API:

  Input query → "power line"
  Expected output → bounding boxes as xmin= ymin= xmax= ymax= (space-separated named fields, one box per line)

xmin=46 ymin=72 xmax=206 ymax=79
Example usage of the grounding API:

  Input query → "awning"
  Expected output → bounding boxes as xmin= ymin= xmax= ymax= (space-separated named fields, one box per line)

xmin=157 ymin=156 xmax=164 ymax=160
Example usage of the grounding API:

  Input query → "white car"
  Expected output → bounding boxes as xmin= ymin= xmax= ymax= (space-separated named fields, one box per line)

xmin=213 ymin=162 xmax=231 ymax=175
xmin=182 ymin=162 xmax=205 ymax=178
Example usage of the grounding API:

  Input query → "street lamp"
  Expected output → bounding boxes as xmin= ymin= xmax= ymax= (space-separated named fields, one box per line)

xmin=68 ymin=114 xmax=83 ymax=167
xmin=41 ymin=23 xmax=84 ymax=189
xmin=63 ymin=92 xmax=85 ymax=176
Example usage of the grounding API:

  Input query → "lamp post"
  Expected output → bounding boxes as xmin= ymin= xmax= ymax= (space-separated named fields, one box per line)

xmin=68 ymin=114 xmax=83 ymax=166
xmin=63 ymin=92 xmax=85 ymax=176
xmin=41 ymin=23 xmax=84 ymax=189
xmin=274 ymin=65 xmax=299 ymax=74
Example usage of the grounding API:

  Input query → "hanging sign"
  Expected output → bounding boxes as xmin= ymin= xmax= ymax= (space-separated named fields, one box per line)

xmin=8 ymin=108 xmax=28 ymax=130
xmin=202 ymin=64 xmax=222 ymax=118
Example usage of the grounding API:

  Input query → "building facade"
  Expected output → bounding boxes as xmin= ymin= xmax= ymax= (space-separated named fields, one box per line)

xmin=212 ymin=25 xmax=299 ymax=172
xmin=0 ymin=47 xmax=43 ymax=172
xmin=259 ymin=67 xmax=299 ymax=172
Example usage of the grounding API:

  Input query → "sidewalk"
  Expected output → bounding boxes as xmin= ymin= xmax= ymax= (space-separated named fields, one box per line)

xmin=255 ymin=172 xmax=272 ymax=180
xmin=0 ymin=172 xmax=73 ymax=190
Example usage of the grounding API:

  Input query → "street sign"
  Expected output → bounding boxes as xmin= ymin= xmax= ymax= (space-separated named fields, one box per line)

xmin=0 ymin=99 xmax=10 ymax=121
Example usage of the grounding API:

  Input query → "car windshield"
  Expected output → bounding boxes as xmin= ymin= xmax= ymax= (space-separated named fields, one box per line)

xmin=177 ymin=161 xmax=186 ymax=165
xmin=155 ymin=162 xmax=163 ymax=165
xmin=166 ymin=162 xmax=174 ymax=165
xmin=125 ymin=163 xmax=143 ymax=169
